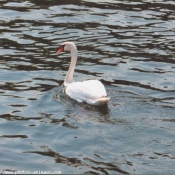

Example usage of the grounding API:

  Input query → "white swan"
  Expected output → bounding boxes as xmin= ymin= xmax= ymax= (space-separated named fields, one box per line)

xmin=56 ymin=42 xmax=110 ymax=106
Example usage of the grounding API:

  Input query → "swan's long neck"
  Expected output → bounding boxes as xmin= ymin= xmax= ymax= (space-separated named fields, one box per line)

xmin=64 ymin=45 xmax=77 ymax=86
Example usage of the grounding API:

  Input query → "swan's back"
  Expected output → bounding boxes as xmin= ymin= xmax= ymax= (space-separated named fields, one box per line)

xmin=65 ymin=80 xmax=109 ymax=105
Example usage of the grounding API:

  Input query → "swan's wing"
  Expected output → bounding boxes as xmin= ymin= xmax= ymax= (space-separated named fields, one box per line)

xmin=65 ymin=80 xmax=107 ymax=102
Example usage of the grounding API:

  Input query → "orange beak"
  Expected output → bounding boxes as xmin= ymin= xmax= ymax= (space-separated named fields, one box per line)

xmin=56 ymin=46 xmax=64 ymax=54
xmin=56 ymin=47 xmax=63 ymax=54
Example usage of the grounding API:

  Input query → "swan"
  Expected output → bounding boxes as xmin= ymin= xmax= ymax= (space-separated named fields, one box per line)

xmin=56 ymin=42 xmax=110 ymax=106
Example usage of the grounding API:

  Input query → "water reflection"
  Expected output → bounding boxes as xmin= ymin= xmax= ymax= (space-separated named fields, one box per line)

xmin=38 ymin=86 xmax=114 ymax=126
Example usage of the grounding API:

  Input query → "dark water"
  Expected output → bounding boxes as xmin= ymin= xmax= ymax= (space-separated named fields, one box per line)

xmin=0 ymin=0 xmax=175 ymax=174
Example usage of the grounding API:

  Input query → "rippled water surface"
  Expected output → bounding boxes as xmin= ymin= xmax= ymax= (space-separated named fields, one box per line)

xmin=1 ymin=0 xmax=175 ymax=174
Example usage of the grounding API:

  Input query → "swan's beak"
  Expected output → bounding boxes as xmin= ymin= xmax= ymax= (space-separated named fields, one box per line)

xmin=56 ymin=46 xmax=64 ymax=54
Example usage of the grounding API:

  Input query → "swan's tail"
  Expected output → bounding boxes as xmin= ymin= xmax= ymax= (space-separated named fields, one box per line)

xmin=89 ymin=97 xmax=110 ymax=106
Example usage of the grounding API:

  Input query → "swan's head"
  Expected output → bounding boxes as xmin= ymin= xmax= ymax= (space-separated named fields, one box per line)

xmin=56 ymin=42 xmax=77 ymax=54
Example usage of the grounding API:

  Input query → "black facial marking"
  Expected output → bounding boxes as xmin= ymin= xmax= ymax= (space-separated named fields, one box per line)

xmin=60 ymin=44 xmax=65 ymax=50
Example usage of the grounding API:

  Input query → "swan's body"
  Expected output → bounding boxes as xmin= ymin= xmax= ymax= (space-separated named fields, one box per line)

xmin=65 ymin=80 xmax=109 ymax=105
xmin=56 ymin=42 xmax=110 ymax=105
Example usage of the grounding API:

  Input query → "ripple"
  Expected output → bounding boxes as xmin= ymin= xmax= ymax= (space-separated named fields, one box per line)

xmin=25 ymin=148 xmax=129 ymax=174
xmin=1 ymin=135 xmax=28 ymax=138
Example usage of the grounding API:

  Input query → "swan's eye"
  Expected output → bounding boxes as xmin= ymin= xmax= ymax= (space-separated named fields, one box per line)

xmin=56 ymin=44 xmax=65 ymax=54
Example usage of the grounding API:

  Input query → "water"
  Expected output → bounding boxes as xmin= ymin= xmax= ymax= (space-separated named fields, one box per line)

xmin=0 ymin=0 xmax=175 ymax=174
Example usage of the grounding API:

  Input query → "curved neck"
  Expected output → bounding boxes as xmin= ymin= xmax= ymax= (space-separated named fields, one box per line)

xmin=64 ymin=46 xmax=77 ymax=86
